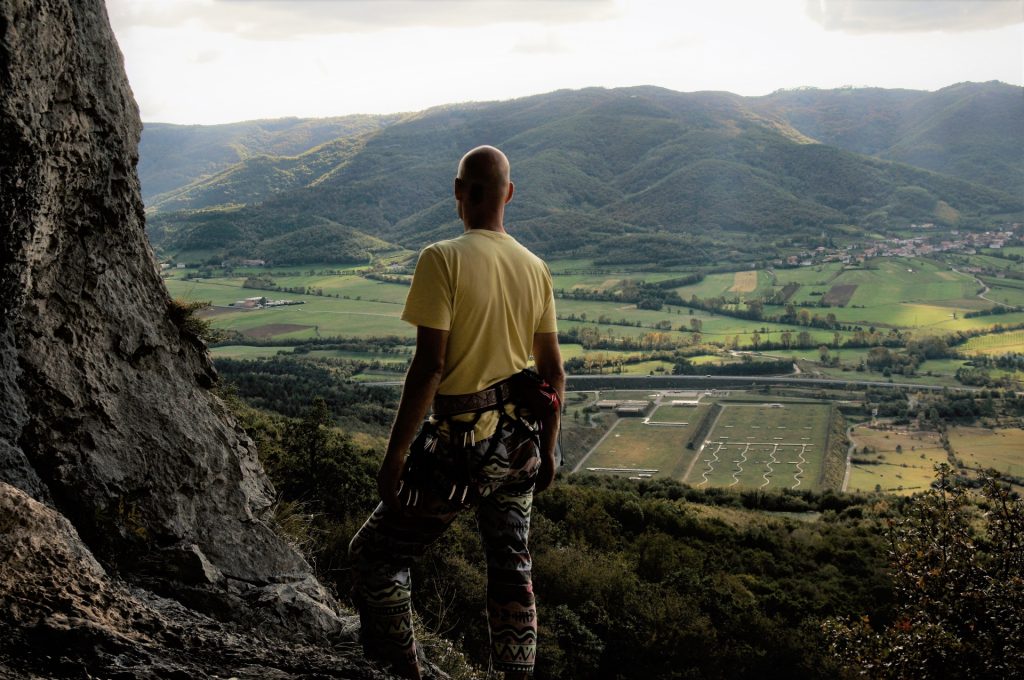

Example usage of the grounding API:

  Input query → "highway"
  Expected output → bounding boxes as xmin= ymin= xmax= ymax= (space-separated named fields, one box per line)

xmin=367 ymin=373 xmax=980 ymax=392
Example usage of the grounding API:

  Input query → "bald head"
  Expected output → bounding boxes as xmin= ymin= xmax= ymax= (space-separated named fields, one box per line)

xmin=455 ymin=145 xmax=513 ymax=231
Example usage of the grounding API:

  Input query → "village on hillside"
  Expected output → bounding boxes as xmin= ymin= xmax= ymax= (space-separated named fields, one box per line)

xmin=780 ymin=224 xmax=1020 ymax=267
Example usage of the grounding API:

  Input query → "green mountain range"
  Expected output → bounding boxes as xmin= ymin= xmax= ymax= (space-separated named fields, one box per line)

xmin=143 ymin=82 xmax=1024 ymax=265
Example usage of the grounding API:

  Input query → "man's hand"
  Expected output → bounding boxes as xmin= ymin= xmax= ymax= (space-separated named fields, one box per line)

xmin=534 ymin=451 xmax=557 ymax=493
xmin=377 ymin=451 xmax=405 ymax=510
xmin=379 ymin=326 xmax=448 ymax=508
xmin=531 ymin=332 xmax=565 ymax=494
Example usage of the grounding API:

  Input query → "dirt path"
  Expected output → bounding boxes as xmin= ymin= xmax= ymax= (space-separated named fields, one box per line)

xmin=842 ymin=425 xmax=855 ymax=492
xmin=951 ymin=266 xmax=1000 ymax=305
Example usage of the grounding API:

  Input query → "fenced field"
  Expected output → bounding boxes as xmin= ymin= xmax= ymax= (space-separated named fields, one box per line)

xmin=682 ymin=401 xmax=834 ymax=491
xmin=582 ymin=412 xmax=705 ymax=480
xmin=579 ymin=393 xmax=835 ymax=491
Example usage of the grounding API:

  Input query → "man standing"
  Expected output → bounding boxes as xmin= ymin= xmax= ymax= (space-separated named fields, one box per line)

xmin=349 ymin=146 xmax=564 ymax=679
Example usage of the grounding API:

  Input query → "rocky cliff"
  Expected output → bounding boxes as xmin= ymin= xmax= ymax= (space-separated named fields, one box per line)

xmin=0 ymin=2 xmax=390 ymax=677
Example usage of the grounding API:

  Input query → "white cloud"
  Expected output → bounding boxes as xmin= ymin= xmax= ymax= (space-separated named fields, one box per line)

xmin=806 ymin=0 xmax=1024 ymax=33
xmin=190 ymin=48 xmax=222 ymax=64
xmin=106 ymin=0 xmax=1023 ymax=124
xmin=107 ymin=0 xmax=617 ymax=40
xmin=512 ymin=31 xmax=572 ymax=54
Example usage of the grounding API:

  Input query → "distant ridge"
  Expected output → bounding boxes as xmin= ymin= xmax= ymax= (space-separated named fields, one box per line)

xmin=143 ymin=83 xmax=1024 ymax=265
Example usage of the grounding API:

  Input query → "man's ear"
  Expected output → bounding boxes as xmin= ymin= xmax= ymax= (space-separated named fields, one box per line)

xmin=454 ymin=177 xmax=464 ymax=200
xmin=505 ymin=181 xmax=514 ymax=205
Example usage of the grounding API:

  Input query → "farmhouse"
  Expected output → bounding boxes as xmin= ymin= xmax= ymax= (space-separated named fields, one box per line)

xmin=614 ymin=400 xmax=651 ymax=416
xmin=229 ymin=296 xmax=305 ymax=309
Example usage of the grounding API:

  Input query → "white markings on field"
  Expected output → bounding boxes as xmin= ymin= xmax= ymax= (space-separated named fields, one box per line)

xmin=698 ymin=442 xmax=723 ymax=487
xmin=697 ymin=440 xmax=813 ymax=491
xmin=730 ymin=444 xmax=750 ymax=487
xmin=791 ymin=445 xmax=808 ymax=489
xmin=588 ymin=467 xmax=659 ymax=473
xmin=761 ymin=445 xmax=779 ymax=488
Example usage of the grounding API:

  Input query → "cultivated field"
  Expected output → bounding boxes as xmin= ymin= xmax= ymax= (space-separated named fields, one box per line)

xmin=961 ymin=330 xmax=1024 ymax=356
xmin=578 ymin=392 xmax=836 ymax=492
xmin=847 ymin=426 xmax=949 ymax=495
xmin=583 ymin=411 xmax=705 ymax=480
xmin=167 ymin=278 xmax=411 ymax=339
xmin=729 ymin=270 xmax=760 ymax=294
xmin=947 ymin=427 xmax=1024 ymax=478
xmin=165 ymin=254 xmax=1024 ymax=364
xmin=683 ymin=401 xmax=833 ymax=492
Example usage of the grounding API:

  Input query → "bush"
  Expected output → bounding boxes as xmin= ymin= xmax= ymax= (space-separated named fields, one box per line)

xmin=824 ymin=465 xmax=1024 ymax=679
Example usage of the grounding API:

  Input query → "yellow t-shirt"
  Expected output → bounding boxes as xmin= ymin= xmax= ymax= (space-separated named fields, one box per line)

xmin=401 ymin=229 xmax=557 ymax=395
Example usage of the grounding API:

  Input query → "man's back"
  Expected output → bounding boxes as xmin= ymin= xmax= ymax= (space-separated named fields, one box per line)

xmin=350 ymin=146 xmax=563 ymax=680
xmin=402 ymin=229 xmax=556 ymax=395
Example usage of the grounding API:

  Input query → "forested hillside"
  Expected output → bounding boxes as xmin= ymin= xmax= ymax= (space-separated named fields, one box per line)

xmin=755 ymin=81 xmax=1024 ymax=196
xmin=140 ymin=114 xmax=401 ymax=199
xmin=143 ymin=83 xmax=1023 ymax=266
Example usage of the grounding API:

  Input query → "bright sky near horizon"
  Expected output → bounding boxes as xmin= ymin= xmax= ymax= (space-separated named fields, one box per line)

xmin=106 ymin=0 xmax=1024 ymax=125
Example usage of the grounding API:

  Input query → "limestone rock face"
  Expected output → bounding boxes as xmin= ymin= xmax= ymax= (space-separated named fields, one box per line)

xmin=0 ymin=482 xmax=388 ymax=679
xmin=0 ymin=1 xmax=382 ymax=676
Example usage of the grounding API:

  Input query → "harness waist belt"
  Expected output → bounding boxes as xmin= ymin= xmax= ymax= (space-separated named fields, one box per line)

xmin=432 ymin=380 xmax=514 ymax=418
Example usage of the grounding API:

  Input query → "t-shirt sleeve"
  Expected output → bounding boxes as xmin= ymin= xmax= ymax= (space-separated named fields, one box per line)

xmin=401 ymin=246 xmax=453 ymax=330
xmin=535 ymin=269 xmax=558 ymax=334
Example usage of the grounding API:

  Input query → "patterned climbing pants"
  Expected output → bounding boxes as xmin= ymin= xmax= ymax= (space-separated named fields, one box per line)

xmin=349 ymin=410 xmax=541 ymax=677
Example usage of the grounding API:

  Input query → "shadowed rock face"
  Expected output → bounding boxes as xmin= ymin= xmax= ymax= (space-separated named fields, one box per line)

xmin=0 ymin=2 xmax=386 ymax=676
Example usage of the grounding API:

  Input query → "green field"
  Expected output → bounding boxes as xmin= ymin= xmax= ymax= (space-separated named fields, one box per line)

xmin=168 ymin=278 xmax=411 ymax=339
xmin=557 ymin=298 xmax=851 ymax=345
xmin=948 ymin=427 xmax=1024 ymax=477
xmin=847 ymin=426 xmax=949 ymax=495
xmin=685 ymin=401 xmax=833 ymax=492
xmin=209 ymin=345 xmax=296 ymax=359
xmin=960 ymin=330 xmax=1024 ymax=356
xmin=579 ymin=393 xmax=835 ymax=492
xmin=165 ymin=256 xmax=1024 ymax=365
xmin=583 ymin=405 xmax=707 ymax=480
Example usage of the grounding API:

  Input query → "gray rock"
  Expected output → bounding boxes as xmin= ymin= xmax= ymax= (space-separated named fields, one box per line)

xmin=0 ymin=0 xmax=372 ymax=672
xmin=0 ymin=482 xmax=394 ymax=679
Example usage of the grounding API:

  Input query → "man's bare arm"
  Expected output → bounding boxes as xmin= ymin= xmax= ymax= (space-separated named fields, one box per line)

xmin=378 ymin=326 xmax=448 ymax=509
xmin=531 ymin=331 xmax=565 ymax=493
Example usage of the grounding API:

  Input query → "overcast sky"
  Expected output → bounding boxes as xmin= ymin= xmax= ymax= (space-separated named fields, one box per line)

xmin=106 ymin=0 xmax=1024 ymax=124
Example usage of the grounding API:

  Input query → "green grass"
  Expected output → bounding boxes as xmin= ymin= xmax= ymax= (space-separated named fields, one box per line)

xmin=685 ymin=401 xmax=833 ymax=492
xmin=982 ymin=281 xmax=1024 ymax=307
xmin=961 ymin=330 xmax=1024 ymax=355
xmin=210 ymin=345 xmax=295 ymax=359
xmin=166 ymin=278 xmax=412 ymax=339
xmin=584 ymin=407 xmax=706 ymax=479
xmin=557 ymin=299 xmax=851 ymax=345
xmin=166 ymin=256 xmax=1024 ymax=358
xmin=846 ymin=426 xmax=949 ymax=495
xmin=674 ymin=272 xmax=738 ymax=299
xmin=948 ymin=427 xmax=1024 ymax=477
xmin=261 ymin=274 xmax=410 ymax=304
xmin=548 ymin=259 xmax=698 ymax=292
